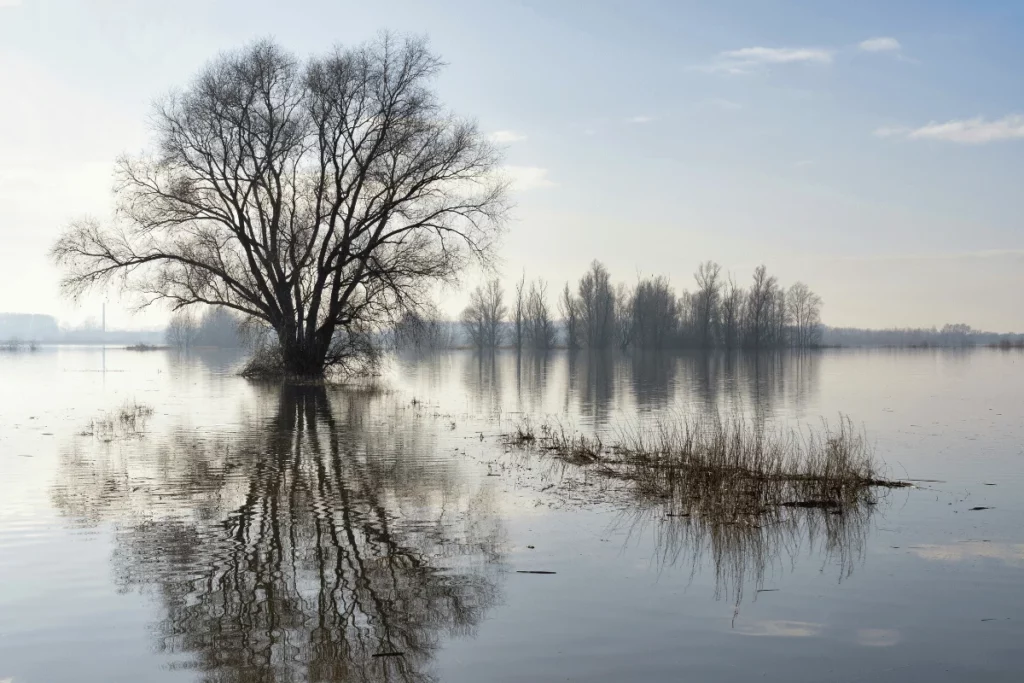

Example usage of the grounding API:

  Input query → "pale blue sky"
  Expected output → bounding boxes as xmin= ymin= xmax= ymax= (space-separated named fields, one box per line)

xmin=1 ymin=0 xmax=1022 ymax=330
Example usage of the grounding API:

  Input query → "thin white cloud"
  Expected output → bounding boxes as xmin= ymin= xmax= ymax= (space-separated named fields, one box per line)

xmin=700 ymin=97 xmax=743 ymax=111
xmin=501 ymin=165 xmax=555 ymax=191
xmin=793 ymin=160 xmax=815 ymax=168
xmin=697 ymin=46 xmax=834 ymax=74
xmin=878 ymin=115 xmax=1024 ymax=144
xmin=0 ymin=0 xmax=22 ymax=6
xmin=859 ymin=37 xmax=901 ymax=52
xmin=487 ymin=130 xmax=527 ymax=144
xmin=627 ymin=115 xmax=653 ymax=124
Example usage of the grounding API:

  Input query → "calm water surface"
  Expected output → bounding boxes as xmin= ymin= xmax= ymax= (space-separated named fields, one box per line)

xmin=1 ymin=347 xmax=1022 ymax=682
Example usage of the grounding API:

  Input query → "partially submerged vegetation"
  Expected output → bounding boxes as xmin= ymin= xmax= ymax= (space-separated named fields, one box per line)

xmin=125 ymin=343 xmax=164 ymax=351
xmin=1 ymin=338 xmax=39 ymax=352
xmin=506 ymin=414 xmax=907 ymax=512
xmin=81 ymin=400 xmax=155 ymax=440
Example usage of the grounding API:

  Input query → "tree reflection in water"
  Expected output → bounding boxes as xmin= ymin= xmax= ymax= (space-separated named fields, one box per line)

xmin=53 ymin=385 xmax=505 ymax=682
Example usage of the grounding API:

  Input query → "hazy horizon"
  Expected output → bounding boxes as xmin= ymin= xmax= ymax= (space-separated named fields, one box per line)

xmin=2 ymin=0 xmax=1023 ymax=331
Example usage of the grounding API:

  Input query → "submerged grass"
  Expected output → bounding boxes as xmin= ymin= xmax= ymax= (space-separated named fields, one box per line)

xmin=507 ymin=414 xmax=907 ymax=513
xmin=504 ymin=413 xmax=904 ymax=606
xmin=81 ymin=400 xmax=155 ymax=440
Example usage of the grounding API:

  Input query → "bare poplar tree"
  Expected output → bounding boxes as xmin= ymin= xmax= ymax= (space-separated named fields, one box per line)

xmin=677 ymin=290 xmax=696 ymax=346
xmin=787 ymin=282 xmax=822 ymax=348
xmin=461 ymin=279 xmax=506 ymax=349
xmin=694 ymin=260 xmax=722 ymax=349
xmin=771 ymin=288 xmax=789 ymax=347
xmin=578 ymin=260 xmax=616 ymax=349
xmin=744 ymin=265 xmax=778 ymax=350
xmin=51 ymin=35 xmax=508 ymax=377
xmin=630 ymin=275 xmax=678 ymax=349
xmin=558 ymin=282 xmax=581 ymax=350
xmin=524 ymin=280 xmax=555 ymax=350
xmin=719 ymin=277 xmax=744 ymax=350
xmin=614 ymin=282 xmax=634 ymax=349
xmin=513 ymin=272 xmax=526 ymax=352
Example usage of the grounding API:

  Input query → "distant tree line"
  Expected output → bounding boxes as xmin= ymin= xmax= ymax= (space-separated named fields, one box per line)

xmin=821 ymin=324 xmax=1024 ymax=348
xmin=457 ymin=260 xmax=823 ymax=351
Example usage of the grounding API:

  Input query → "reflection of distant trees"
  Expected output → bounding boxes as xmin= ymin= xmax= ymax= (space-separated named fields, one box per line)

xmin=719 ymin=351 xmax=820 ymax=421
xmin=629 ymin=351 xmax=677 ymax=412
xmin=575 ymin=351 xmax=615 ymax=427
xmin=53 ymin=386 xmax=505 ymax=682
xmin=513 ymin=350 xmax=551 ymax=416
xmin=462 ymin=351 xmax=503 ymax=417
xmin=449 ymin=349 xmax=823 ymax=427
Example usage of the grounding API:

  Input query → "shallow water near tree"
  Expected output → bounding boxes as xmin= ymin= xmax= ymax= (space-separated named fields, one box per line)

xmin=1 ymin=347 xmax=1022 ymax=682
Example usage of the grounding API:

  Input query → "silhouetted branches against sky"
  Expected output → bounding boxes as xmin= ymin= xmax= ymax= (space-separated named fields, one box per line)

xmin=52 ymin=33 xmax=509 ymax=375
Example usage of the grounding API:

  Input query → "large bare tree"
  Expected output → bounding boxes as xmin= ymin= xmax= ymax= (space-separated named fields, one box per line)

xmin=51 ymin=35 xmax=508 ymax=376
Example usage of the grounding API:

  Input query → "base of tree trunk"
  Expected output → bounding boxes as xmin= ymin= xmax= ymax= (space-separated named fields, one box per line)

xmin=240 ymin=343 xmax=328 ymax=381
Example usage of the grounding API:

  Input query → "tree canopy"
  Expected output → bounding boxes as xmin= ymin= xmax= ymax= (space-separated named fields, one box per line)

xmin=52 ymin=34 xmax=508 ymax=376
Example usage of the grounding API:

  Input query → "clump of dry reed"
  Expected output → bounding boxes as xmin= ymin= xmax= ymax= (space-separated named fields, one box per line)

xmin=616 ymin=414 xmax=895 ymax=507
xmin=81 ymin=400 xmax=155 ymax=440
xmin=503 ymin=416 xmax=538 ymax=446
xmin=507 ymin=413 xmax=905 ymax=511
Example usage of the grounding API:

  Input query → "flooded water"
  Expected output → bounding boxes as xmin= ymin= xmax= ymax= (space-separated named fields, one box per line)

xmin=1 ymin=347 xmax=1022 ymax=682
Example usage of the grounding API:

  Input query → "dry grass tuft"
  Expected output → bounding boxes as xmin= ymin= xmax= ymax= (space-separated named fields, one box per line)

xmin=503 ymin=416 xmax=538 ymax=446
xmin=81 ymin=400 xmax=155 ymax=441
xmin=506 ymin=413 xmax=906 ymax=512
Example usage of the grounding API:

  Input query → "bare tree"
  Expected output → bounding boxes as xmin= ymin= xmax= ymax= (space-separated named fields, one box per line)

xmin=578 ymin=260 xmax=616 ymax=349
xmin=513 ymin=272 xmax=526 ymax=352
xmin=771 ymin=287 xmax=789 ymax=347
xmin=461 ymin=279 xmax=506 ymax=349
xmin=744 ymin=265 xmax=778 ymax=350
xmin=614 ymin=282 xmax=634 ymax=350
xmin=676 ymin=290 xmax=696 ymax=347
xmin=786 ymin=282 xmax=822 ymax=348
xmin=524 ymin=280 xmax=555 ymax=350
xmin=166 ymin=309 xmax=199 ymax=349
xmin=51 ymin=36 xmax=508 ymax=377
xmin=694 ymin=261 xmax=722 ymax=349
xmin=558 ymin=282 xmax=581 ymax=351
xmin=719 ymin=277 xmax=744 ymax=350
xmin=630 ymin=275 xmax=678 ymax=349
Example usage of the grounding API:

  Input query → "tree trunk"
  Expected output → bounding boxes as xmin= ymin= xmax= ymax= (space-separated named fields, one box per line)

xmin=278 ymin=325 xmax=328 ymax=378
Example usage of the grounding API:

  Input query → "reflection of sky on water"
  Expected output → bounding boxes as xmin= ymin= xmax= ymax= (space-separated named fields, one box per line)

xmin=2 ymin=347 xmax=1024 ymax=682
xmin=909 ymin=542 xmax=1024 ymax=565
